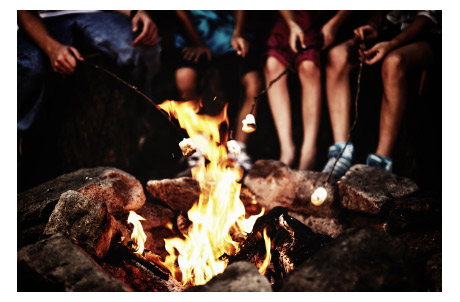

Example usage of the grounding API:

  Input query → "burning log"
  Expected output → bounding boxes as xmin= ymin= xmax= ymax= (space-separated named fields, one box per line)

xmin=230 ymin=207 xmax=331 ymax=284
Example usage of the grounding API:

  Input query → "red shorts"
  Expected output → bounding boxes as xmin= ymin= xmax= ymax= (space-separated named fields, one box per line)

xmin=266 ymin=11 xmax=322 ymax=71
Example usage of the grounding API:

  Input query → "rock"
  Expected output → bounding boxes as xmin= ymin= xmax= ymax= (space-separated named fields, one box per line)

xmin=146 ymin=177 xmax=200 ymax=213
xmin=279 ymin=228 xmax=416 ymax=291
xmin=18 ymin=167 xmax=144 ymax=248
xmin=18 ymin=234 xmax=131 ymax=291
xmin=395 ymin=228 xmax=441 ymax=267
xmin=244 ymin=160 xmax=340 ymax=218
xmin=288 ymin=211 xmax=345 ymax=238
xmin=136 ymin=201 xmax=175 ymax=231
xmin=186 ymin=261 xmax=272 ymax=292
xmin=387 ymin=194 xmax=441 ymax=234
xmin=78 ymin=169 xmax=145 ymax=214
xmin=44 ymin=190 xmax=113 ymax=258
xmin=344 ymin=211 xmax=389 ymax=233
xmin=425 ymin=252 xmax=442 ymax=292
xmin=338 ymin=164 xmax=419 ymax=214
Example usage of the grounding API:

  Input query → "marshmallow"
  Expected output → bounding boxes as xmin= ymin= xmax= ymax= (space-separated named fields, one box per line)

xmin=179 ymin=138 xmax=197 ymax=157
xmin=311 ymin=187 xmax=327 ymax=206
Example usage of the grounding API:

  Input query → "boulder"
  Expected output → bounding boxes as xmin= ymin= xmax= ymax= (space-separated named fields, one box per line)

xmin=44 ymin=190 xmax=113 ymax=258
xmin=146 ymin=177 xmax=200 ymax=212
xmin=18 ymin=167 xmax=145 ymax=248
xmin=78 ymin=169 xmax=145 ymax=214
xmin=244 ymin=160 xmax=340 ymax=218
xmin=186 ymin=261 xmax=272 ymax=292
xmin=279 ymin=228 xmax=415 ymax=291
xmin=338 ymin=164 xmax=419 ymax=214
xmin=18 ymin=234 xmax=131 ymax=291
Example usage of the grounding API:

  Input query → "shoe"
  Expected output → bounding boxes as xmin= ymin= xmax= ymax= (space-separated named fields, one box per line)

xmin=322 ymin=142 xmax=354 ymax=176
xmin=366 ymin=153 xmax=392 ymax=171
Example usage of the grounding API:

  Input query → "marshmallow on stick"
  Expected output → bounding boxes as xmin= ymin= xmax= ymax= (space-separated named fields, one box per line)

xmin=179 ymin=138 xmax=197 ymax=157
xmin=242 ymin=114 xmax=256 ymax=133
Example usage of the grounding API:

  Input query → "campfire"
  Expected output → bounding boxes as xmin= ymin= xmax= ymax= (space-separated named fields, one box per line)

xmin=17 ymin=99 xmax=442 ymax=292
xmin=130 ymin=99 xmax=268 ymax=286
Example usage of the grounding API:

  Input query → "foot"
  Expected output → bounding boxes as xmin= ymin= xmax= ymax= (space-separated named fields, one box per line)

xmin=366 ymin=153 xmax=392 ymax=171
xmin=322 ymin=142 xmax=354 ymax=176
xmin=279 ymin=144 xmax=296 ymax=167
xmin=299 ymin=145 xmax=316 ymax=170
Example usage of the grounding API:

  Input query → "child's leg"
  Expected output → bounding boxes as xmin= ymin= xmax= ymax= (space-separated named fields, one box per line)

xmin=325 ymin=39 xmax=356 ymax=143
xmin=175 ymin=67 xmax=198 ymax=101
xmin=375 ymin=41 xmax=433 ymax=159
xmin=264 ymin=56 xmax=295 ymax=166
xmin=298 ymin=60 xmax=321 ymax=170
xmin=234 ymin=71 xmax=262 ymax=144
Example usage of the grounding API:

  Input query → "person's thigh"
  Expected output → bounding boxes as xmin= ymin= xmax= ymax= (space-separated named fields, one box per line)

xmin=385 ymin=41 xmax=433 ymax=72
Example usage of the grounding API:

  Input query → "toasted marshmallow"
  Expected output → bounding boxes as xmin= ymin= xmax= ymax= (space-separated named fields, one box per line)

xmin=227 ymin=140 xmax=241 ymax=156
xmin=179 ymin=138 xmax=197 ymax=157
xmin=242 ymin=114 xmax=256 ymax=133
xmin=311 ymin=187 xmax=327 ymax=206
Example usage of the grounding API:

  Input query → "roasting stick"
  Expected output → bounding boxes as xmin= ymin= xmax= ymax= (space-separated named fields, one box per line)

xmin=311 ymin=41 xmax=366 ymax=206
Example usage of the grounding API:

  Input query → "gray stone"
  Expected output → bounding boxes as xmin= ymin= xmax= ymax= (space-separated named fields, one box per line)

xmin=136 ymin=201 xmax=175 ymax=231
xmin=387 ymin=195 xmax=441 ymax=234
xmin=78 ymin=168 xmax=145 ymax=214
xmin=338 ymin=164 xmax=419 ymax=214
xmin=279 ymin=228 xmax=415 ymax=291
xmin=18 ymin=234 xmax=131 ymax=291
xmin=44 ymin=190 xmax=113 ymax=258
xmin=18 ymin=167 xmax=144 ymax=248
xmin=244 ymin=160 xmax=340 ymax=218
xmin=186 ymin=261 xmax=272 ymax=292
xmin=146 ymin=177 xmax=200 ymax=213
xmin=288 ymin=211 xmax=345 ymax=238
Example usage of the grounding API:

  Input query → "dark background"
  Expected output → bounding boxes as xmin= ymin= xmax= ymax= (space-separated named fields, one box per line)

xmin=17 ymin=11 xmax=442 ymax=194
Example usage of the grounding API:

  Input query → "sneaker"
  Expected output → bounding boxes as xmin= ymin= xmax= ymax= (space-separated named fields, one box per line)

xmin=366 ymin=153 xmax=392 ymax=171
xmin=322 ymin=142 xmax=354 ymax=176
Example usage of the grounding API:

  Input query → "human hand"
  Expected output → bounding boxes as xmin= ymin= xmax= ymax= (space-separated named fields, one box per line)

xmin=362 ymin=41 xmax=395 ymax=65
xmin=321 ymin=22 xmax=338 ymax=50
xmin=182 ymin=46 xmax=212 ymax=62
xmin=47 ymin=43 xmax=84 ymax=75
xmin=132 ymin=10 xmax=158 ymax=46
xmin=288 ymin=23 xmax=305 ymax=53
xmin=354 ymin=24 xmax=378 ymax=42
xmin=231 ymin=35 xmax=249 ymax=57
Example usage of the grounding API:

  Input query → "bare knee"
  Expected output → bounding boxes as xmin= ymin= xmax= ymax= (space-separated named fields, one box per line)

xmin=382 ymin=52 xmax=406 ymax=84
xmin=326 ymin=45 xmax=351 ymax=76
xmin=175 ymin=67 xmax=197 ymax=92
xmin=298 ymin=60 xmax=320 ymax=83
xmin=265 ymin=56 xmax=285 ymax=79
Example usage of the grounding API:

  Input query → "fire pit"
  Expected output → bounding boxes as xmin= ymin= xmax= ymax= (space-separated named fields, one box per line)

xmin=17 ymin=99 xmax=441 ymax=292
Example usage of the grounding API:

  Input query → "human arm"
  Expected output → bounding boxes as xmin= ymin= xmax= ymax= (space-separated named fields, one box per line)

xmin=364 ymin=14 xmax=435 ymax=65
xmin=280 ymin=10 xmax=305 ymax=53
xmin=175 ymin=10 xmax=211 ymax=62
xmin=231 ymin=10 xmax=249 ymax=57
xmin=321 ymin=10 xmax=352 ymax=50
xmin=115 ymin=10 xmax=158 ymax=46
xmin=353 ymin=11 xmax=383 ymax=42
xmin=17 ymin=10 xmax=84 ymax=75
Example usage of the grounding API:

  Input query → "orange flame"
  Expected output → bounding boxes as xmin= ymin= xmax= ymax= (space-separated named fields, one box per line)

xmin=128 ymin=211 xmax=147 ymax=255
xmin=258 ymin=228 xmax=272 ymax=275
xmin=157 ymin=100 xmax=266 ymax=286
